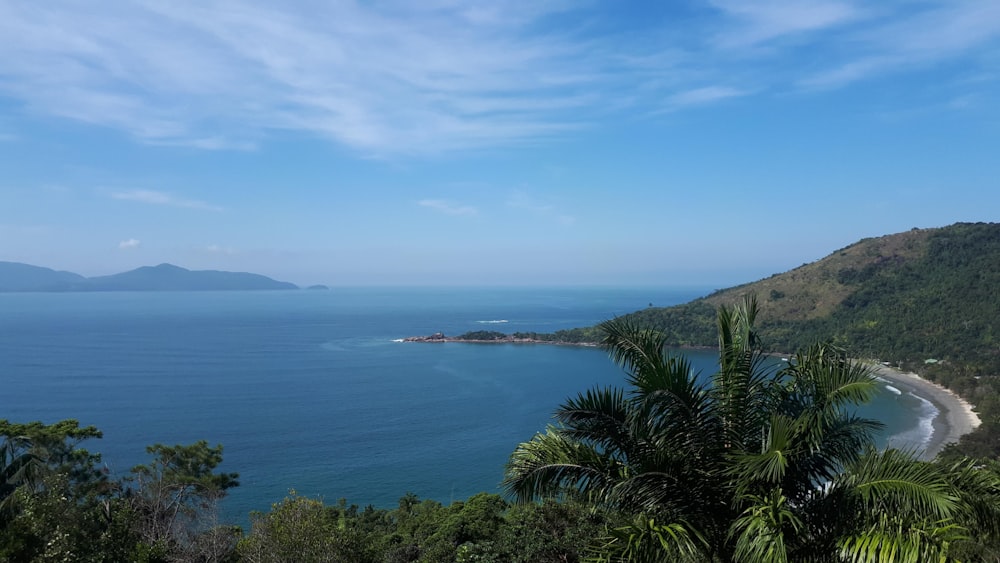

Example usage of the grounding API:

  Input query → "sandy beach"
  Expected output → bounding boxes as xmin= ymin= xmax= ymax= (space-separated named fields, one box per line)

xmin=871 ymin=364 xmax=982 ymax=459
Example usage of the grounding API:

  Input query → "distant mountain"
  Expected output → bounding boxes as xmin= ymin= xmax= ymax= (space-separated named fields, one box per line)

xmin=0 ymin=262 xmax=298 ymax=291
xmin=0 ymin=262 xmax=87 ymax=291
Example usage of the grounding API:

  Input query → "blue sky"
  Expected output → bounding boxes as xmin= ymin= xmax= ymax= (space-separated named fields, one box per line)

xmin=1 ymin=1 xmax=998 ymax=286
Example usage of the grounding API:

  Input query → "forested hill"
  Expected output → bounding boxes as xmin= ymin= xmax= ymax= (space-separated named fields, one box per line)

xmin=519 ymin=222 xmax=1000 ymax=376
xmin=502 ymin=222 xmax=1000 ymax=457
xmin=636 ymin=222 xmax=998 ymax=366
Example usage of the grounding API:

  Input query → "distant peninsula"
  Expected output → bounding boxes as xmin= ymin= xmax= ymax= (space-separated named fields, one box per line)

xmin=0 ymin=262 xmax=298 ymax=292
xmin=402 ymin=331 xmax=597 ymax=346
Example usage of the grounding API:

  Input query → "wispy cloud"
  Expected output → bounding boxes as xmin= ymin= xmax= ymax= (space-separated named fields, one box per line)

xmin=118 ymin=238 xmax=141 ymax=249
xmin=418 ymin=199 xmax=478 ymax=216
xmin=110 ymin=189 xmax=222 ymax=211
xmin=0 ymin=2 xmax=596 ymax=155
xmin=709 ymin=0 xmax=861 ymax=48
xmin=507 ymin=190 xmax=574 ymax=225
xmin=666 ymin=86 xmax=749 ymax=108
xmin=800 ymin=2 xmax=1000 ymax=89
xmin=0 ymin=1 xmax=995 ymax=154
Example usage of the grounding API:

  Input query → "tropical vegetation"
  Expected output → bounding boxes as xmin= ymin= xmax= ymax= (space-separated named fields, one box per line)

xmin=455 ymin=222 xmax=1000 ymax=460
xmin=504 ymin=296 xmax=1000 ymax=562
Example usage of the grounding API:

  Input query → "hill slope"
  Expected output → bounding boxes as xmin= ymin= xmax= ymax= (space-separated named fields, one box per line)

xmin=0 ymin=262 xmax=87 ymax=291
xmin=621 ymin=223 xmax=999 ymax=372
xmin=505 ymin=222 xmax=1000 ymax=458
xmin=0 ymin=262 xmax=298 ymax=291
xmin=81 ymin=263 xmax=298 ymax=291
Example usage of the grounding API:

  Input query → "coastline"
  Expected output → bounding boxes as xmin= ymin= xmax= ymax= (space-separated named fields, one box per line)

xmin=401 ymin=335 xmax=981 ymax=460
xmin=870 ymin=364 xmax=982 ymax=460
xmin=400 ymin=332 xmax=598 ymax=347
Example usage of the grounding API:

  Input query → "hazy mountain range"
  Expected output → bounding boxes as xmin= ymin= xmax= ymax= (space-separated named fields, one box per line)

xmin=0 ymin=262 xmax=298 ymax=292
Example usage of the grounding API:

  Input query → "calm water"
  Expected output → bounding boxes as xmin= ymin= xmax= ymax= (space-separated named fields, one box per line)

xmin=0 ymin=288 xmax=931 ymax=523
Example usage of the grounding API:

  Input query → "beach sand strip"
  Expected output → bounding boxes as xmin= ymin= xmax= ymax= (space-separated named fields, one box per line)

xmin=871 ymin=364 xmax=982 ymax=460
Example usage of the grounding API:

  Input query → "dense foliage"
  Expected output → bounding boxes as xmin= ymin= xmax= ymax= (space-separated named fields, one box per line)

xmin=0 ymin=420 xmax=238 ymax=562
xmin=505 ymin=296 xmax=1000 ymax=562
xmin=0 ymin=423 xmax=611 ymax=562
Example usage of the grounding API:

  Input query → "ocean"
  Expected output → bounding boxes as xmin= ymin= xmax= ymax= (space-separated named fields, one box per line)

xmin=0 ymin=287 xmax=934 ymax=523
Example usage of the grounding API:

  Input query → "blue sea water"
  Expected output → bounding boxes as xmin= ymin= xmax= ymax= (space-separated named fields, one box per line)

xmin=0 ymin=287 xmax=933 ymax=524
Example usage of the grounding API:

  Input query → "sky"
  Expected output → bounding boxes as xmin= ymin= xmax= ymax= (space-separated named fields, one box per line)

xmin=1 ymin=1 xmax=998 ymax=287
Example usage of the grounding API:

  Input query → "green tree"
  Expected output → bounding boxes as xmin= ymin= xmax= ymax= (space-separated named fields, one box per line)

xmin=0 ymin=419 xmax=106 ymax=504
xmin=0 ymin=420 xmax=137 ymax=562
xmin=0 ymin=434 xmax=44 ymax=516
xmin=127 ymin=440 xmax=240 ymax=560
xmin=504 ymin=295 xmax=1000 ymax=561
xmin=238 ymin=491 xmax=379 ymax=563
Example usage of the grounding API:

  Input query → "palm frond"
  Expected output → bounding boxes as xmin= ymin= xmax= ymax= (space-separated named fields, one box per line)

xmin=731 ymin=414 xmax=797 ymax=490
xmin=839 ymin=448 xmax=960 ymax=523
xmin=556 ymin=387 xmax=635 ymax=454
xmin=598 ymin=316 xmax=669 ymax=385
xmin=503 ymin=427 xmax=622 ymax=504
xmin=783 ymin=344 xmax=880 ymax=413
xmin=729 ymin=488 xmax=803 ymax=563
xmin=838 ymin=518 xmax=967 ymax=563
xmin=941 ymin=457 xmax=1000 ymax=540
xmin=713 ymin=294 xmax=780 ymax=453
xmin=594 ymin=515 xmax=708 ymax=563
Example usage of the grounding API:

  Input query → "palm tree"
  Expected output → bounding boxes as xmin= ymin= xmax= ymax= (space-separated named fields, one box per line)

xmin=0 ymin=435 xmax=46 ymax=517
xmin=504 ymin=295 xmax=1000 ymax=561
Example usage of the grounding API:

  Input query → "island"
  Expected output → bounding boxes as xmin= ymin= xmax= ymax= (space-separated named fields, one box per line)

xmin=0 ymin=261 xmax=298 ymax=292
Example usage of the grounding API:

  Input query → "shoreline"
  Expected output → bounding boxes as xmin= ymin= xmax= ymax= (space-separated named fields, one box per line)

xmin=400 ymin=332 xmax=599 ymax=347
xmin=869 ymin=364 xmax=982 ymax=460
xmin=401 ymin=336 xmax=982 ymax=460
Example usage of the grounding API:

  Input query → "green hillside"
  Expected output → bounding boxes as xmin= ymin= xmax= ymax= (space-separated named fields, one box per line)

xmin=496 ymin=222 xmax=1000 ymax=457
xmin=514 ymin=223 xmax=998 ymax=370
xmin=625 ymin=223 xmax=1000 ymax=373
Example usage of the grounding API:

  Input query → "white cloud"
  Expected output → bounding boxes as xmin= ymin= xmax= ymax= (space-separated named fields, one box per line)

xmin=110 ymin=189 xmax=222 ymax=211
xmin=0 ymin=1 xmax=996 ymax=155
xmin=800 ymin=57 xmax=896 ymax=90
xmin=418 ymin=199 xmax=478 ymax=216
xmin=118 ymin=238 xmax=141 ymax=249
xmin=800 ymin=2 xmax=1000 ymax=89
xmin=667 ymin=86 xmax=748 ymax=108
xmin=0 ymin=2 xmax=600 ymax=155
xmin=709 ymin=0 xmax=861 ymax=48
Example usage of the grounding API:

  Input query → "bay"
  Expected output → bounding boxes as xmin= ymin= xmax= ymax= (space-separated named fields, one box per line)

xmin=0 ymin=287 xmax=930 ymax=523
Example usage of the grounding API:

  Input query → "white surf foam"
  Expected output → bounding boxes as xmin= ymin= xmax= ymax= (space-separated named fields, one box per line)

xmin=885 ymin=391 xmax=938 ymax=452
